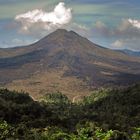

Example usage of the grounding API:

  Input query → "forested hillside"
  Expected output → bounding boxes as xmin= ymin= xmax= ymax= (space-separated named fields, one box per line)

xmin=0 ymin=84 xmax=140 ymax=139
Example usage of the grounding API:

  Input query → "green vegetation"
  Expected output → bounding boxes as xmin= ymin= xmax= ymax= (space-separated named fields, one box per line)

xmin=0 ymin=84 xmax=140 ymax=139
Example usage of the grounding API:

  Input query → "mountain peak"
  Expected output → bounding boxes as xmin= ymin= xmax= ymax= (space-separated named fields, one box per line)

xmin=38 ymin=29 xmax=82 ymax=46
xmin=50 ymin=29 xmax=69 ymax=36
xmin=55 ymin=28 xmax=68 ymax=33
xmin=45 ymin=29 xmax=69 ymax=39
xmin=49 ymin=29 xmax=80 ymax=38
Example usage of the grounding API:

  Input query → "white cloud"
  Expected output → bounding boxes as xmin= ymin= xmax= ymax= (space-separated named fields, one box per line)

xmin=67 ymin=23 xmax=89 ymax=36
xmin=73 ymin=23 xmax=88 ymax=31
xmin=15 ymin=2 xmax=72 ymax=34
xmin=128 ymin=19 xmax=140 ymax=29
xmin=111 ymin=40 xmax=124 ymax=48
xmin=112 ymin=19 xmax=140 ymax=50
xmin=90 ymin=19 xmax=140 ymax=50
xmin=111 ymin=38 xmax=140 ymax=51
xmin=93 ymin=19 xmax=140 ymax=37
xmin=93 ymin=21 xmax=111 ymax=37
xmin=95 ymin=21 xmax=106 ymax=29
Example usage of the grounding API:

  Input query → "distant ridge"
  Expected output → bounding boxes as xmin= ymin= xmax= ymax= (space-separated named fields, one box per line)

xmin=117 ymin=49 xmax=140 ymax=57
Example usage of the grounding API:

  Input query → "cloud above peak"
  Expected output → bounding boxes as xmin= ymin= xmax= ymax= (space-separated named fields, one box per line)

xmin=15 ymin=2 xmax=72 ymax=33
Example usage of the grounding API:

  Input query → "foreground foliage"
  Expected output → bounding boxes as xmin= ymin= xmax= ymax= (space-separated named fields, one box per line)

xmin=0 ymin=84 xmax=140 ymax=139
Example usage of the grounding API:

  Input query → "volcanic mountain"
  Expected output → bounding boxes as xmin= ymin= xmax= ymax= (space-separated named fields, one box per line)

xmin=0 ymin=29 xmax=140 ymax=99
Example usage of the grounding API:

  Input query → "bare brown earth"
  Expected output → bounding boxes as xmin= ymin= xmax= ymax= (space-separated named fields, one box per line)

xmin=0 ymin=29 xmax=140 ymax=99
xmin=5 ymin=69 xmax=90 ymax=100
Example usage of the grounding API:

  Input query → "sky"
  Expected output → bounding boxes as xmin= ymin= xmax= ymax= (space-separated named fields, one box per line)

xmin=0 ymin=0 xmax=140 ymax=51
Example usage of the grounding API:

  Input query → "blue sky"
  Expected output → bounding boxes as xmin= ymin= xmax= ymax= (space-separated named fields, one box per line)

xmin=0 ymin=0 xmax=140 ymax=51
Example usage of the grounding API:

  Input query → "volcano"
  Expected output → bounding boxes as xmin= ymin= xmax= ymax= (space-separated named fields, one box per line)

xmin=0 ymin=29 xmax=140 ymax=99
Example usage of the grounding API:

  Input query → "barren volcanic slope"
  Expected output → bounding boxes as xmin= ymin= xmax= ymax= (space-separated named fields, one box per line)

xmin=0 ymin=29 xmax=140 ymax=99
